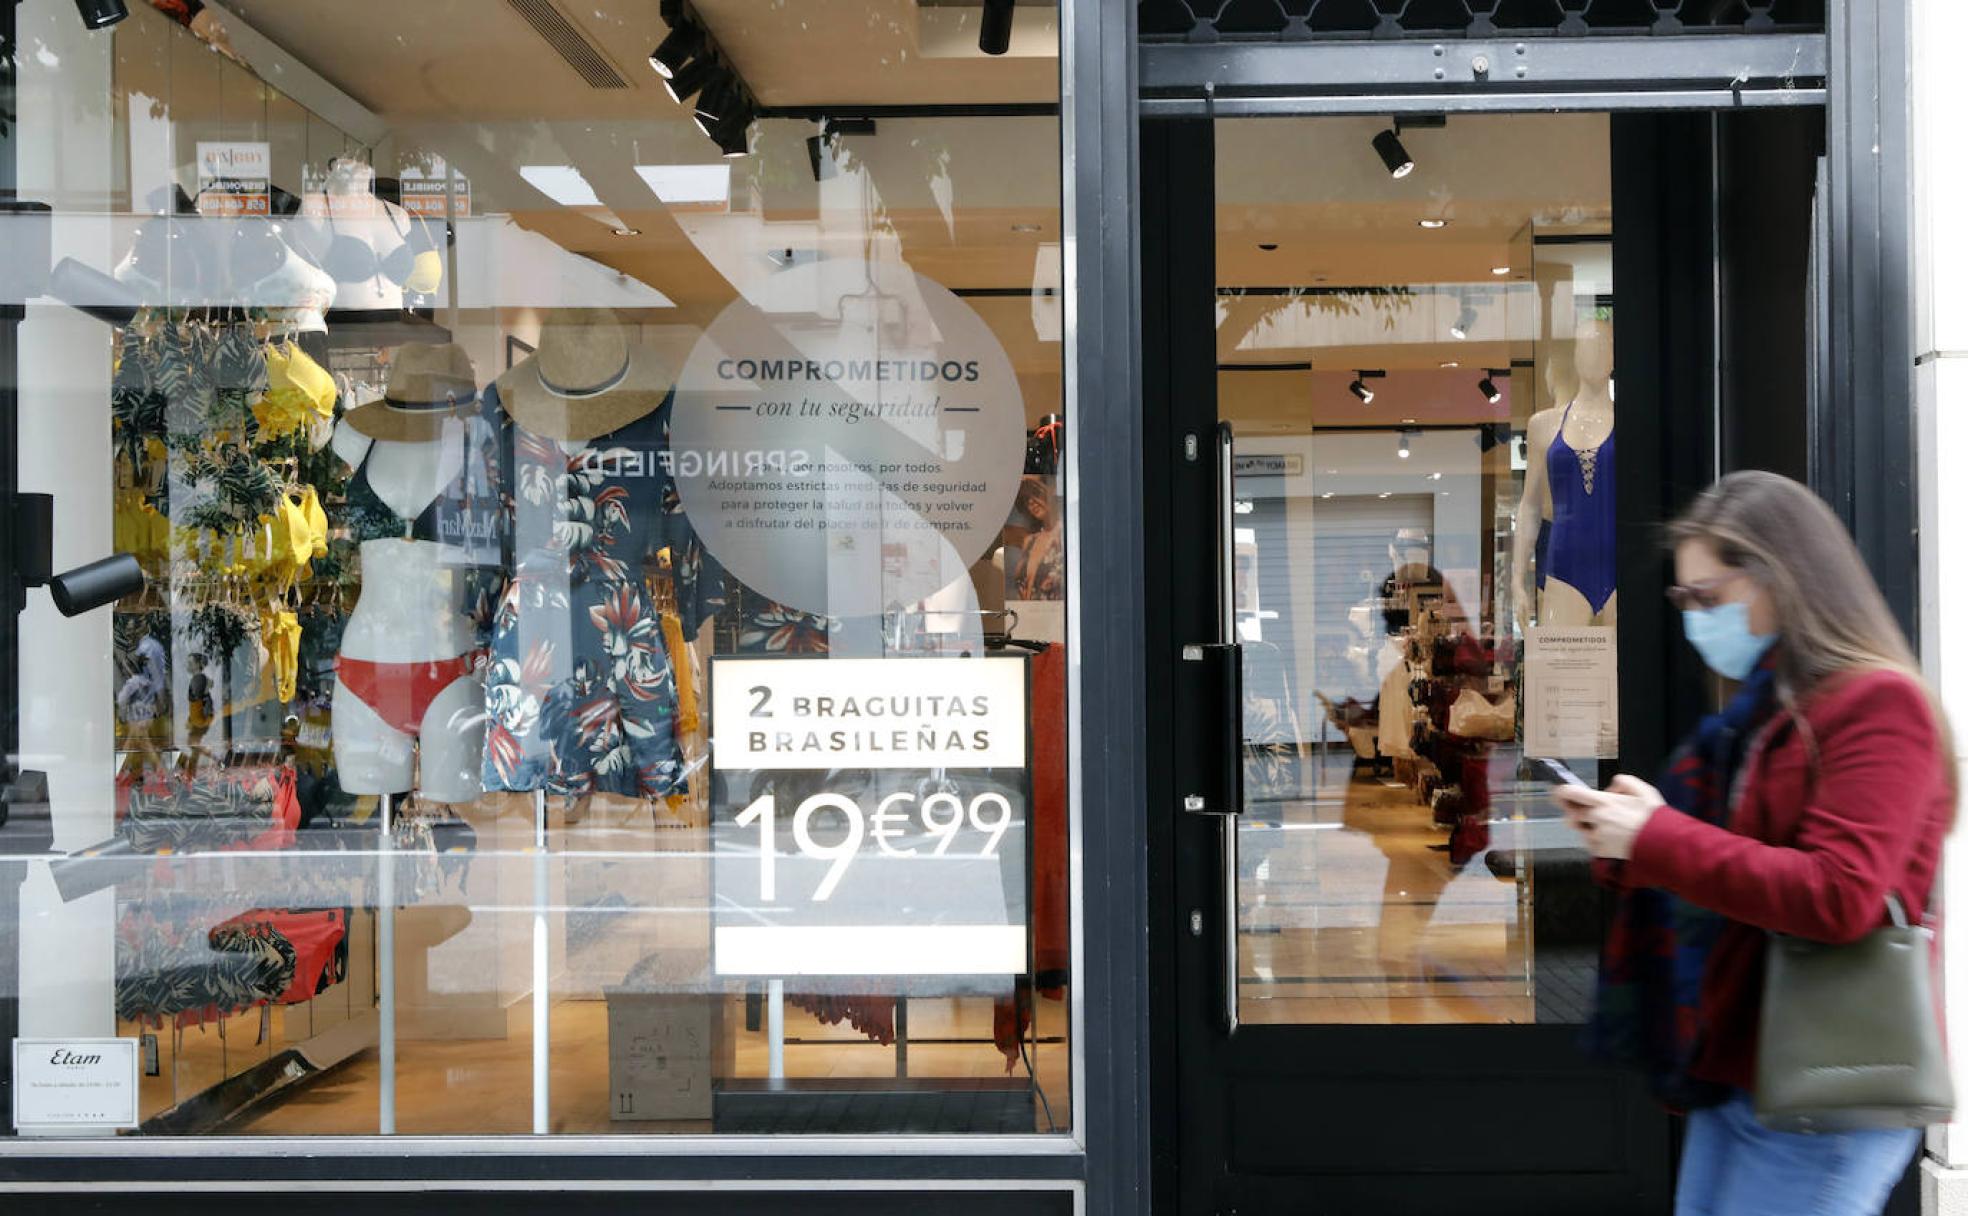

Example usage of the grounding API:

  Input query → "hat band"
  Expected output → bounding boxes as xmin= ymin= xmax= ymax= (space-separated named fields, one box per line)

xmin=539 ymin=355 xmax=631 ymax=400
xmin=382 ymin=392 xmax=468 ymax=414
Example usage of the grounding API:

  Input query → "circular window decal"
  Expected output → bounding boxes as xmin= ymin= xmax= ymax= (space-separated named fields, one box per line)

xmin=672 ymin=261 xmax=1026 ymax=618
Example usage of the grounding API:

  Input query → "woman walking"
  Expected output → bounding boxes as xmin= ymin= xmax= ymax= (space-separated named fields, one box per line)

xmin=1556 ymin=471 xmax=1955 ymax=1216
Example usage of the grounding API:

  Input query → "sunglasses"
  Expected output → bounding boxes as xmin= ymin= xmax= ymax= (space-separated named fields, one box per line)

xmin=1665 ymin=571 xmax=1747 ymax=611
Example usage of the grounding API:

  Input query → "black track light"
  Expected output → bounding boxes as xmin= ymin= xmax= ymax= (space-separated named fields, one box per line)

xmin=980 ymin=0 xmax=1015 ymax=55
xmin=649 ymin=23 xmax=703 ymax=79
xmin=694 ymin=78 xmax=738 ymax=136
xmin=1348 ymin=369 xmax=1384 ymax=405
xmin=1478 ymin=375 xmax=1501 ymax=404
xmin=75 ymin=0 xmax=127 ymax=28
xmin=664 ymin=55 xmax=718 ymax=105
xmin=712 ymin=106 xmax=755 ymax=159
xmin=1373 ymin=128 xmax=1414 ymax=179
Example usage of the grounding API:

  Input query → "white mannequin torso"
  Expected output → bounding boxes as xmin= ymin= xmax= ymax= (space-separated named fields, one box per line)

xmin=332 ymin=419 xmax=474 ymax=662
xmin=331 ymin=418 xmax=465 ymax=521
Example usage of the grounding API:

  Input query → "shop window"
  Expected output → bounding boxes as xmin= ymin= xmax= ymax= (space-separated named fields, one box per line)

xmin=2 ymin=0 xmax=1067 ymax=1138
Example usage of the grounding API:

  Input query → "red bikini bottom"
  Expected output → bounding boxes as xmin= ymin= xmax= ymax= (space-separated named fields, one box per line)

xmin=335 ymin=652 xmax=479 ymax=736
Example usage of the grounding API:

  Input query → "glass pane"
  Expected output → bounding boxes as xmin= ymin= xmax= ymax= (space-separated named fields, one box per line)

xmin=1218 ymin=114 xmax=1615 ymax=1026
xmin=3 ymin=0 xmax=1066 ymax=1137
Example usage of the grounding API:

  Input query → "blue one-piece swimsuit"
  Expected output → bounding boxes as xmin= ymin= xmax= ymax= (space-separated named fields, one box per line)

xmin=1544 ymin=402 xmax=1616 ymax=615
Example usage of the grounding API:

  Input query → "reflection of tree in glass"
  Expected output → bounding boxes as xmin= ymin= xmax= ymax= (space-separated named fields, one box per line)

xmin=1218 ymin=285 xmax=1415 ymax=354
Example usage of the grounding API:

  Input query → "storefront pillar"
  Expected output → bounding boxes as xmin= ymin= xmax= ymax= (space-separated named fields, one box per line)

xmin=1914 ymin=0 xmax=1968 ymax=1208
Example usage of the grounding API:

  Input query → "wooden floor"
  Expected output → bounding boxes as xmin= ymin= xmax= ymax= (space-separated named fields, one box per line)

xmin=1237 ymin=765 xmax=1534 ymax=1026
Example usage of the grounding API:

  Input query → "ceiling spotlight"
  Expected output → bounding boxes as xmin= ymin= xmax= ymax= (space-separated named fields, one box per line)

xmin=1418 ymin=218 xmax=1448 ymax=230
xmin=649 ymin=23 xmax=704 ymax=79
xmin=694 ymin=78 xmax=740 ymax=136
xmin=75 ymin=0 xmax=127 ymax=28
xmin=612 ymin=226 xmax=641 ymax=237
xmin=1491 ymin=265 xmax=1511 ymax=276
xmin=1348 ymin=368 xmax=1384 ymax=405
xmin=712 ymin=106 xmax=756 ymax=159
xmin=1373 ymin=128 xmax=1415 ymax=179
xmin=664 ymin=56 xmax=719 ymax=105
xmin=980 ymin=0 xmax=1016 ymax=55
xmin=1478 ymin=373 xmax=1502 ymax=404
xmin=1450 ymin=302 xmax=1477 ymax=340
xmin=1398 ymin=431 xmax=1414 ymax=460
xmin=1439 ymin=360 xmax=1460 ymax=369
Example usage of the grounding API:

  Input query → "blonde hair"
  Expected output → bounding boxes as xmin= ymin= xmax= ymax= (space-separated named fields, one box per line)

xmin=1668 ymin=471 xmax=1958 ymax=813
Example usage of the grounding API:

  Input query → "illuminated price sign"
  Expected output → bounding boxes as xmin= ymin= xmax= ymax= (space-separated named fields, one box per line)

xmin=710 ymin=657 xmax=1030 ymax=981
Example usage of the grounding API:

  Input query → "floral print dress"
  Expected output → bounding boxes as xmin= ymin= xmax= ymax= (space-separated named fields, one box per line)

xmin=480 ymin=390 xmax=721 ymax=800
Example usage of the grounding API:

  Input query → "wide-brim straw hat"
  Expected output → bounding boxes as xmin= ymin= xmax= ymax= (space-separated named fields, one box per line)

xmin=495 ymin=307 xmax=671 ymax=442
xmin=342 ymin=342 xmax=478 ymax=442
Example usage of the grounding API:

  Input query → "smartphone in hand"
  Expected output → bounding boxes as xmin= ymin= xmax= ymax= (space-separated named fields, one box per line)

xmin=1527 ymin=757 xmax=1589 ymax=788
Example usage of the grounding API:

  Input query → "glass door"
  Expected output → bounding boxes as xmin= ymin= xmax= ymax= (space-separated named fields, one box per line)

xmin=1156 ymin=112 xmax=1671 ymax=1215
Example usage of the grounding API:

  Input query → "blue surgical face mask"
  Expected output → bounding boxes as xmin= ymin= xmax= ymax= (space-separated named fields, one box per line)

xmin=1682 ymin=600 xmax=1777 ymax=680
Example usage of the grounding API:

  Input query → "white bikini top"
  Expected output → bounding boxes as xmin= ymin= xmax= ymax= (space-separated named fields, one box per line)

xmin=246 ymin=243 xmax=336 ymax=333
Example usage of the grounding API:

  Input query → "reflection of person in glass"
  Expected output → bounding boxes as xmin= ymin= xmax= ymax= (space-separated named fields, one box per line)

xmin=1328 ymin=554 xmax=1503 ymax=1020
xmin=1006 ymin=476 xmax=1064 ymax=601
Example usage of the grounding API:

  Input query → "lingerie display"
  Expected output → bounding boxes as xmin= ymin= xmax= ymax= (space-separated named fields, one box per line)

xmin=334 ymin=653 xmax=480 ymax=736
xmin=1543 ymin=400 xmax=1616 ymax=614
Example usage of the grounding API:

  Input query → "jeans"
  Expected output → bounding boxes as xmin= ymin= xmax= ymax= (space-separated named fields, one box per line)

xmin=1675 ymin=1090 xmax=1921 ymax=1216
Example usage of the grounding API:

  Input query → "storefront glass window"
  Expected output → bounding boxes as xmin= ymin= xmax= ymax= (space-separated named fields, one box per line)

xmin=1217 ymin=114 xmax=1612 ymax=1026
xmin=1 ymin=0 xmax=1067 ymax=1137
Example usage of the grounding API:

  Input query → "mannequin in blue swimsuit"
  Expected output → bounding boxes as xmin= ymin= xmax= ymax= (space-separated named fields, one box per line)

xmin=1513 ymin=318 xmax=1617 ymax=628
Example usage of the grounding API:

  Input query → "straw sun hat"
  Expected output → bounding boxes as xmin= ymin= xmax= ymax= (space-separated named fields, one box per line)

xmin=341 ymin=342 xmax=478 ymax=442
xmin=494 ymin=308 xmax=672 ymax=442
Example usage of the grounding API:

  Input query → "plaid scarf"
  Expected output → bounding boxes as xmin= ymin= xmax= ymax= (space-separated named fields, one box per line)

xmin=1583 ymin=664 xmax=1779 ymax=1111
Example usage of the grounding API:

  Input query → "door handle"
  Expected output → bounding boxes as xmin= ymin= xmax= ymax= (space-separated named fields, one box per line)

xmin=1179 ymin=641 xmax=1242 ymax=816
xmin=1197 ymin=422 xmax=1241 ymax=1032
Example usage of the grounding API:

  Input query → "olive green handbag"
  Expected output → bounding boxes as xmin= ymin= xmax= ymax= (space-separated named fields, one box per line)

xmin=1754 ymin=893 xmax=1954 ymax=1133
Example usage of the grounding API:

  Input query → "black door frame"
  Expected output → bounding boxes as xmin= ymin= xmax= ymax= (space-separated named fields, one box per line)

xmin=1143 ymin=108 xmax=1740 ymax=1215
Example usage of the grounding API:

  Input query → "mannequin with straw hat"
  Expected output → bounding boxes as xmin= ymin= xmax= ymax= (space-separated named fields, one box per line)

xmin=329 ymin=342 xmax=493 ymax=804
xmin=479 ymin=308 xmax=722 ymax=801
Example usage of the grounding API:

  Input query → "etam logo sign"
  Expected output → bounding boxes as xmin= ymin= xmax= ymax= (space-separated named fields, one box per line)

xmin=12 ymin=1038 xmax=139 ymax=1128
xmin=45 ymin=1048 xmax=103 ymax=1067
xmin=198 ymin=142 xmax=268 ymax=176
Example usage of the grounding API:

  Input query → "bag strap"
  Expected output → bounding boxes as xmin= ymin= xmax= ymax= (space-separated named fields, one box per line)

xmin=1887 ymin=893 xmax=1911 ymax=929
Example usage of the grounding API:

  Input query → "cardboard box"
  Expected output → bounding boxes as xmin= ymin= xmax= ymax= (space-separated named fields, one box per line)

xmin=606 ymin=992 xmax=715 ymax=1122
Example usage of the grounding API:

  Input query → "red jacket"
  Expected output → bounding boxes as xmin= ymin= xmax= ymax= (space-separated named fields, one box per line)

xmin=1619 ymin=668 xmax=1952 ymax=1092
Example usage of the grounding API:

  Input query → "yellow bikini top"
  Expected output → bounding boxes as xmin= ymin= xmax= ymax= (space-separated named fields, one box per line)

xmin=256 ymin=343 xmax=337 ymax=439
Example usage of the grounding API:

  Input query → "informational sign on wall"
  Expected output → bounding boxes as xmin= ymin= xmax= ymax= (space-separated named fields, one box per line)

xmin=12 ymin=1039 xmax=140 ymax=1129
xmin=710 ymin=656 xmax=1030 ymax=983
xmin=671 ymin=260 xmax=1027 ymax=618
xmin=195 ymin=142 xmax=270 ymax=217
xmin=399 ymin=156 xmax=471 ymax=219
xmin=1525 ymin=626 xmax=1619 ymax=758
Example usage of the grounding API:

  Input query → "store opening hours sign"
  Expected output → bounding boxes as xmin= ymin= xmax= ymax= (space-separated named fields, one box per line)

xmin=710 ymin=656 xmax=1030 ymax=984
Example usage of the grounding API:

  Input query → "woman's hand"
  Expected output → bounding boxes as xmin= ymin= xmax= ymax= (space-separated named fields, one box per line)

xmin=1553 ymin=774 xmax=1664 ymax=860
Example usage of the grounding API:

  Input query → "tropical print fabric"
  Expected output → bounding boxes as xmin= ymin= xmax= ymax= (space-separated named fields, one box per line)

xmin=714 ymin=582 xmax=834 ymax=656
xmin=480 ymin=389 xmax=722 ymax=799
xmin=120 ymin=764 xmax=301 ymax=854
xmin=116 ymin=902 xmax=296 ymax=1028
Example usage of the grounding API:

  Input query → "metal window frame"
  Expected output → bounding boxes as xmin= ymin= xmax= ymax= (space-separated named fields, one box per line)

xmin=0 ymin=0 xmax=1145 ymax=1198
